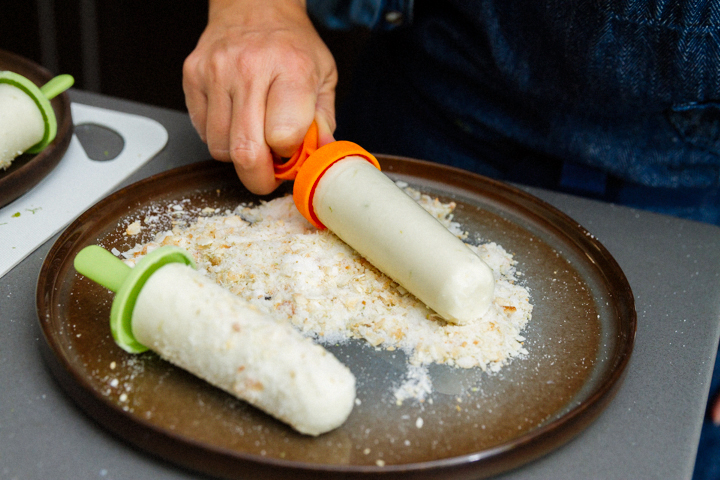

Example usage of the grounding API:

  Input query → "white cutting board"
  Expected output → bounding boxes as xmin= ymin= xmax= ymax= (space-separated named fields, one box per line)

xmin=0 ymin=103 xmax=168 ymax=278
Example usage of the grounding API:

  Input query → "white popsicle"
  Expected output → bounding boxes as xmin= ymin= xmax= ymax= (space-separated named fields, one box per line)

xmin=133 ymin=264 xmax=356 ymax=435
xmin=74 ymin=245 xmax=356 ymax=436
xmin=312 ymin=157 xmax=495 ymax=325
xmin=0 ymin=83 xmax=45 ymax=169
xmin=0 ymin=71 xmax=73 ymax=169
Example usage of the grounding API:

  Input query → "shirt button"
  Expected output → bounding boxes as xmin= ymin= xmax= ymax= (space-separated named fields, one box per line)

xmin=385 ymin=10 xmax=404 ymax=26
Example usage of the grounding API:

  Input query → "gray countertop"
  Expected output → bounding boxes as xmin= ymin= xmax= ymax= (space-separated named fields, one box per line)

xmin=2 ymin=89 xmax=719 ymax=480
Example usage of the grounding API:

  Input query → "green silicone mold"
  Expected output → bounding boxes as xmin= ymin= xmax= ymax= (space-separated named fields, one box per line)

xmin=74 ymin=245 xmax=196 ymax=353
xmin=0 ymin=71 xmax=74 ymax=154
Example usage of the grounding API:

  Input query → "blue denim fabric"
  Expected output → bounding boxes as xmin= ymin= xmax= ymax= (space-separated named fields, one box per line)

xmin=307 ymin=0 xmax=414 ymax=30
xmin=329 ymin=0 xmax=720 ymax=213
xmin=407 ymin=1 xmax=720 ymax=189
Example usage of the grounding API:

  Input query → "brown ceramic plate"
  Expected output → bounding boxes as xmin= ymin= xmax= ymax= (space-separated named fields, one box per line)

xmin=37 ymin=158 xmax=635 ymax=479
xmin=0 ymin=49 xmax=73 ymax=208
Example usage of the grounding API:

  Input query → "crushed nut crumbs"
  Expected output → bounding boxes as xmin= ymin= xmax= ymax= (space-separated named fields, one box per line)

xmin=121 ymin=185 xmax=533 ymax=397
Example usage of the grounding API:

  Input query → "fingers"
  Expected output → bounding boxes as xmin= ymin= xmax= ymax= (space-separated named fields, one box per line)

xmin=231 ymin=156 xmax=282 ymax=195
xmin=230 ymin=65 xmax=336 ymax=194
xmin=181 ymin=1 xmax=338 ymax=195
xmin=205 ymin=84 xmax=233 ymax=162
xmin=182 ymin=55 xmax=208 ymax=142
xmin=185 ymin=65 xmax=336 ymax=195
xmin=228 ymin=81 xmax=282 ymax=194
xmin=184 ymin=45 xmax=281 ymax=193
xmin=265 ymin=72 xmax=317 ymax=158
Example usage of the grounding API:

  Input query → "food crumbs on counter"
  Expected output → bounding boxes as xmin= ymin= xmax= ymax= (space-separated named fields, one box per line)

xmin=121 ymin=185 xmax=533 ymax=402
xmin=376 ymin=459 xmax=386 ymax=467
xmin=415 ymin=417 xmax=424 ymax=429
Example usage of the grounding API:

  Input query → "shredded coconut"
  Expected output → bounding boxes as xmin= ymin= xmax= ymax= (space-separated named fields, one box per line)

xmin=125 ymin=221 xmax=142 ymax=236
xmin=394 ymin=365 xmax=433 ymax=403
xmin=121 ymin=185 xmax=533 ymax=400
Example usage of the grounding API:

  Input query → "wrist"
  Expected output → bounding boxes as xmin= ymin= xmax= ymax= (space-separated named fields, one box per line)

xmin=208 ymin=0 xmax=308 ymax=23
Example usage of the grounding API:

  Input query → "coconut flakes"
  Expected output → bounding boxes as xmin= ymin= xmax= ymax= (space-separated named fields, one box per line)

xmin=122 ymin=187 xmax=533 ymax=374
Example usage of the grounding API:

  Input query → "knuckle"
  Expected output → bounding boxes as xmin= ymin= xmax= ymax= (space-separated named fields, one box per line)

xmin=281 ymin=50 xmax=317 ymax=81
xmin=230 ymin=139 xmax=263 ymax=166
xmin=182 ymin=56 xmax=203 ymax=89
xmin=207 ymin=48 xmax=233 ymax=78
xmin=182 ymin=53 xmax=198 ymax=76
xmin=235 ymin=54 xmax=263 ymax=80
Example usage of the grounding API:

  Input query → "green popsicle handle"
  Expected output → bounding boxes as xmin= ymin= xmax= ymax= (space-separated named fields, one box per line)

xmin=0 ymin=71 xmax=74 ymax=154
xmin=40 ymin=74 xmax=74 ymax=100
xmin=74 ymin=245 xmax=130 ymax=293
xmin=74 ymin=245 xmax=196 ymax=354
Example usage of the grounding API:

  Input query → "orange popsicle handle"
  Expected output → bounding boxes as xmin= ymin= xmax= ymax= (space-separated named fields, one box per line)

xmin=275 ymin=121 xmax=380 ymax=229
xmin=293 ymin=140 xmax=380 ymax=229
xmin=273 ymin=121 xmax=320 ymax=180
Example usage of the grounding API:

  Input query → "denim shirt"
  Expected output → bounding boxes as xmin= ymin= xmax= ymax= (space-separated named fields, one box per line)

xmin=309 ymin=0 xmax=720 ymax=190
xmin=307 ymin=0 xmax=414 ymax=30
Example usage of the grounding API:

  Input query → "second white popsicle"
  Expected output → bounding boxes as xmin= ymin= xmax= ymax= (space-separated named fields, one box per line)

xmin=74 ymin=245 xmax=356 ymax=436
xmin=132 ymin=263 xmax=357 ymax=436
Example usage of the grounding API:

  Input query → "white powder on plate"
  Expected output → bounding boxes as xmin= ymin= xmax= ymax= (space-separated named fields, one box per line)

xmin=121 ymin=186 xmax=533 ymax=400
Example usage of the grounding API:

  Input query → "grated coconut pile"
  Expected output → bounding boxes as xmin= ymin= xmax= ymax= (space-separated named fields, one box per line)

xmin=120 ymin=185 xmax=533 ymax=397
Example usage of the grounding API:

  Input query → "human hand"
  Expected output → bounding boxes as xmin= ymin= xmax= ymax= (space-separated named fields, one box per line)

xmin=183 ymin=0 xmax=337 ymax=194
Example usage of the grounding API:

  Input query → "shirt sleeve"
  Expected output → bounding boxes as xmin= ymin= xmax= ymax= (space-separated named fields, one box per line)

xmin=307 ymin=0 xmax=414 ymax=30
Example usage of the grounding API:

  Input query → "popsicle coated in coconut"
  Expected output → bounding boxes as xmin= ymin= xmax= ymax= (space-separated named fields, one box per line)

xmin=0 ymin=71 xmax=73 ymax=169
xmin=274 ymin=123 xmax=496 ymax=325
xmin=313 ymin=157 xmax=495 ymax=325
xmin=0 ymin=83 xmax=44 ymax=168
xmin=74 ymin=245 xmax=356 ymax=436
